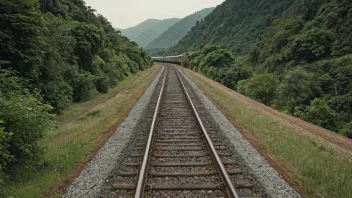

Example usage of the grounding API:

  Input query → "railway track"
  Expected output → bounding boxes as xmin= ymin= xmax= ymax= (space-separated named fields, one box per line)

xmin=106 ymin=66 xmax=261 ymax=198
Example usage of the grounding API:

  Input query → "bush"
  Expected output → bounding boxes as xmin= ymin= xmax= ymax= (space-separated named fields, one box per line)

xmin=275 ymin=68 xmax=321 ymax=113
xmin=43 ymin=77 xmax=73 ymax=112
xmin=0 ymin=121 xmax=13 ymax=171
xmin=72 ymin=72 xmax=96 ymax=102
xmin=238 ymin=73 xmax=279 ymax=105
xmin=0 ymin=70 xmax=54 ymax=170
xmin=340 ymin=121 xmax=352 ymax=138
xmin=300 ymin=98 xmax=337 ymax=131
xmin=96 ymin=75 xmax=109 ymax=93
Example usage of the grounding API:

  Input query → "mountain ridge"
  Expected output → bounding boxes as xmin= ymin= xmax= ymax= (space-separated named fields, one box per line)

xmin=120 ymin=18 xmax=180 ymax=47
xmin=119 ymin=19 xmax=161 ymax=40
xmin=145 ymin=7 xmax=214 ymax=54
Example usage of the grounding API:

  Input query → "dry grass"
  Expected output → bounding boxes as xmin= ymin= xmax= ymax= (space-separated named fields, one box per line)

xmin=2 ymin=66 xmax=160 ymax=198
xmin=181 ymin=67 xmax=352 ymax=198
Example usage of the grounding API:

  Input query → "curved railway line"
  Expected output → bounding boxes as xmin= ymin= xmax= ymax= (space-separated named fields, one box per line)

xmin=103 ymin=65 xmax=262 ymax=198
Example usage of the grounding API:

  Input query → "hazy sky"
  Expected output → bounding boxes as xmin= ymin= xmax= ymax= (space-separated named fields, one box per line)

xmin=84 ymin=0 xmax=225 ymax=29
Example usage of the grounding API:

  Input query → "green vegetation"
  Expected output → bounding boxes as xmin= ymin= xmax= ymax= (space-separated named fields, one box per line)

xmin=298 ymin=99 xmax=337 ymax=131
xmin=0 ymin=0 xmax=152 ymax=187
xmin=182 ymin=68 xmax=352 ymax=198
xmin=181 ymin=46 xmax=251 ymax=90
xmin=178 ymin=0 xmax=352 ymax=137
xmin=341 ymin=121 xmax=352 ymax=138
xmin=0 ymin=70 xmax=54 ymax=175
xmin=146 ymin=8 xmax=214 ymax=56
xmin=0 ymin=66 xmax=159 ymax=197
xmin=120 ymin=18 xmax=180 ymax=48
xmin=237 ymin=73 xmax=279 ymax=105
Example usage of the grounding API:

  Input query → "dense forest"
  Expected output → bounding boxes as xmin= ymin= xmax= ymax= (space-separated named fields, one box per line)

xmin=145 ymin=8 xmax=214 ymax=56
xmin=0 ymin=0 xmax=152 ymax=175
xmin=178 ymin=0 xmax=352 ymax=138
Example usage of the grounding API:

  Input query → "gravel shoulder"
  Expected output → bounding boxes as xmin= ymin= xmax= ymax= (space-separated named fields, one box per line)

xmin=178 ymin=68 xmax=301 ymax=198
xmin=63 ymin=67 xmax=164 ymax=198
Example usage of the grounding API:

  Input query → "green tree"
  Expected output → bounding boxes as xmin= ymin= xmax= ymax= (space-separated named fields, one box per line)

xmin=284 ymin=28 xmax=334 ymax=62
xmin=70 ymin=24 xmax=104 ymax=72
xmin=201 ymin=46 xmax=235 ymax=70
xmin=238 ymin=73 xmax=279 ymax=105
xmin=300 ymin=98 xmax=337 ymax=131
xmin=71 ymin=72 xmax=96 ymax=102
xmin=275 ymin=68 xmax=321 ymax=114
xmin=0 ymin=0 xmax=44 ymax=80
xmin=340 ymin=121 xmax=352 ymax=138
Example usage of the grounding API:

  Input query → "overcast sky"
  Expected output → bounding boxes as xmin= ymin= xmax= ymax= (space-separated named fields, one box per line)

xmin=84 ymin=0 xmax=225 ymax=29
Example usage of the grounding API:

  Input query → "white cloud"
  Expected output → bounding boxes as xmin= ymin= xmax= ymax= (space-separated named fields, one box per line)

xmin=84 ymin=0 xmax=225 ymax=29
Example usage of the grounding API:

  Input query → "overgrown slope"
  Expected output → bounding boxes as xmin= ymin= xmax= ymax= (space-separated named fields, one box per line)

xmin=177 ymin=0 xmax=352 ymax=137
xmin=181 ymin=67 xmax=352 ymax=198
xmin=146 ymin=8 xmax=214 ymax=55
xmin=0 ymin=0 xmax=152 ymax=175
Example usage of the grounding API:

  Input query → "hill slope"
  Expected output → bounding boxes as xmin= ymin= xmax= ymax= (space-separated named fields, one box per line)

xmin=170 ymin=0 xmax=299 ymax=55
xmin=119 ymin=19 xmax=161 ymax=41
xmin=146 ymin=8 xmax=214 ymax=52
xmin=177 ymin=0 xmax=352 ymax=137
xmin=121 ymin=18 xmax=180 ymax=47
xmin=134 ymin=18 xmax=180 ymax=47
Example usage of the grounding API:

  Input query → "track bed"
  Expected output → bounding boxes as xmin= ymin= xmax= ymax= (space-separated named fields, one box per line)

xmin=100 ymin=66 xmax=265 ymax=198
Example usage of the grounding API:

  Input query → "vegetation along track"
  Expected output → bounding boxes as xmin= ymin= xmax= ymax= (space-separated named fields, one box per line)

xmin=101 ymin=65 xmax=265 ymax=198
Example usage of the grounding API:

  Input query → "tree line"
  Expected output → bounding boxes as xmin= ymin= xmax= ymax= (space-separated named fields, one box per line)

xmin=0 ymin=0 xmax=152 ymax=177
xmin=182 ymin=45 xmax=352 ymax=138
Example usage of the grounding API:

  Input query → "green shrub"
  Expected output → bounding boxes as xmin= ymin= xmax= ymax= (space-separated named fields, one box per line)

xmin=340 ymin=121 xmax=352 ymax=138
xmin=96 ymin=75 xmax=110 ymax=93
xmin=0 ymin=121 xmax=13 ymax=171
xmin=238 ymin=73 xmax=279 ymax=105
xmin=72 ymin=72 xmax=96 ymax=102
xmin=300 ymin=98 xmax=337 ymax=131
xmin=0 ymin=70 xmax=54 ymax=170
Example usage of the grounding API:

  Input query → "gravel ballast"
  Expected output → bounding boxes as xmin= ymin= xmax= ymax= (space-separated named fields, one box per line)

xmin=64 ymin=65 xmax=300 ymax=198
xmin=63 ymin=67 xmax=164 ymax=198
xmin=178 ymin=68 xmax=301 ymax=198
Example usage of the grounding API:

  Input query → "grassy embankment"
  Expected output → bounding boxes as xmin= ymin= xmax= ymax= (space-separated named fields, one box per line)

xmin=2 ymin=65 xmax=161 ymax=198
xmin=180 ymin=67 xmax=352 ymax=198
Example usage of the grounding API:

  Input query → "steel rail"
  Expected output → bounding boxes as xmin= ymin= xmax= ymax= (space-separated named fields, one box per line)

xmin=175 ymin=68 xmax=240 ymax=198
xmin=134 ymin=66 xmax=167 ymax=198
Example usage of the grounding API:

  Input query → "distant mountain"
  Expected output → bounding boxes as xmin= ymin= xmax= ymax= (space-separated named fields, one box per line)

xmin=120 ymin=18 xmax=180 ymax=47
xmin=146 ymin=8 xmax=214 ymax=52
xmin=119 ymin=19 xmax=161 ymax=41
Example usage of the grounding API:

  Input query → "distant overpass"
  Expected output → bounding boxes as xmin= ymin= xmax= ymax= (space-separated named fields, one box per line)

xmin=151 ymin=55 xmax=183 ymax=64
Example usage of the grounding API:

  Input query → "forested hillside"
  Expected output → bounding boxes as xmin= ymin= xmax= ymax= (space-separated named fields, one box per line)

xmin=0 ymin=0 xmax=152 ymax=175
xmin=178 ymin=0 xmax=352 ymax=138
xmin=121 ymin=18 xmax=180 ymax=48
xmin=146 ymin=8 xmax=214 ymax=56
